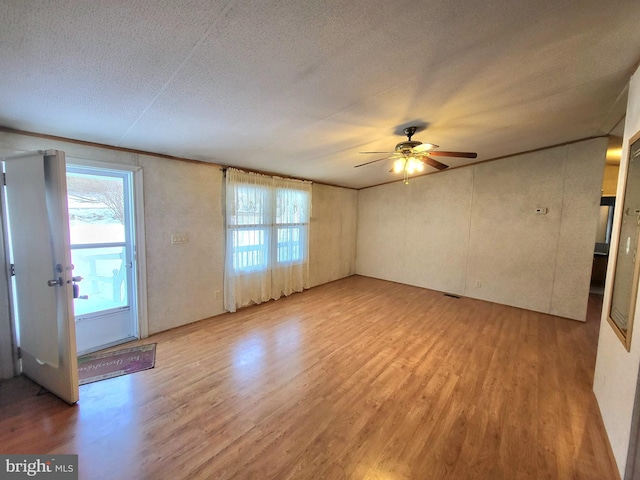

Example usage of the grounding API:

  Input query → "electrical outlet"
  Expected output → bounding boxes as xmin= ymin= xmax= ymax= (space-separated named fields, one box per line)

xmin=214 ymin=290 xmax=221 ymax=299
xmin=475 ymin=280 xmax=482 ymax=288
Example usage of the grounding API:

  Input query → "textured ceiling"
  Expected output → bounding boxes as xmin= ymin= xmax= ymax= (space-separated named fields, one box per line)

xmin=1 ymin=0 xmax=639 ymax=188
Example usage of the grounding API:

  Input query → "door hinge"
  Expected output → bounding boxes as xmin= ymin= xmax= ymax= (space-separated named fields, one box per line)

xmin=2 ymin=172 xmax=5 ymax=186
xmin=16 ymin=346 xmax=21 ymax=359
xmin=9 ymin=264 xmax=15 ymax=277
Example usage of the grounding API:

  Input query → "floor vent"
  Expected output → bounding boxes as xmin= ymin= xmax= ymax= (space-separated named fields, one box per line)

xmin=444 ymin=293 xmax=460 ymax=299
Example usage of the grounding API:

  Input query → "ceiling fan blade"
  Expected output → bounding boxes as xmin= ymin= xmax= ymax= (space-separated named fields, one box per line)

xmin=359 ymin=151 xmax=395 ymax=154
xmin=354 ymin=157 xmax=390 ymax=168
xmin=421 ymin=156 xmax=449 ymax=170
xmin=427 ymin=151 xmax=478 ymax=158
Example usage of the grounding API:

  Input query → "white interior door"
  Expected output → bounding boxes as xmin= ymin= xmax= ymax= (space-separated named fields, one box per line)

xmin=2 ymin=150 xmax=79 ymax=404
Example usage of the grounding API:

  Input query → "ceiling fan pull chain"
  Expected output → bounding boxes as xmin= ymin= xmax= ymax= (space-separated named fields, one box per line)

xmin=404 ymin=158 xmax=409 ymax=184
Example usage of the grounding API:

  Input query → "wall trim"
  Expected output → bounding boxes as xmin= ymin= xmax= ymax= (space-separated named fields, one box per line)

xmin=0 ymin=127 xmax=354 ymax=191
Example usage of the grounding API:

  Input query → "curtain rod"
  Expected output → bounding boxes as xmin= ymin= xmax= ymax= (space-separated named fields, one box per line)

xmin=221 ymin=166 xmax=313 ymax=184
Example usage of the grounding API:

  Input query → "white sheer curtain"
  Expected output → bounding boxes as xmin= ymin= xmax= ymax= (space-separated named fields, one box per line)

xmin=224 ymin=168 xmax=312 ymax=312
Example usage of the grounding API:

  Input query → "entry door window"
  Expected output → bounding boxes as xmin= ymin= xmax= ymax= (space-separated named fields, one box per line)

xmin=67 ymin=168 xmax=132 ymax=317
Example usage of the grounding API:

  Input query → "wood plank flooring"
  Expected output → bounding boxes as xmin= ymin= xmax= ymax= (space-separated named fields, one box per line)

xmin=0 ymin=275 xmax=620 ymax=479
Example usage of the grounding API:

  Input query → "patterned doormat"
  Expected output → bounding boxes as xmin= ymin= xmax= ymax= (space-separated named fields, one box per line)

xmin=78 ymin=343 xmax=156 ymax=385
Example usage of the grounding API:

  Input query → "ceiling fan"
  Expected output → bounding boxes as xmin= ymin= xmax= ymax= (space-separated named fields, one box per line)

xmin=354 ymin=126 xmax=477 ymax=183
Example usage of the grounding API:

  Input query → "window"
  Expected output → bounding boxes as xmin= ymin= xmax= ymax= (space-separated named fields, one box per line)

xmin=224 ymin=168 xmax=312 ymax=312
xmin=229 ymin=184 xmax=270 ymax=272
xmin=275 ymin=187 xmax=307 ymax=264
xmin=228 ymin=185 xmax=310 ymax=272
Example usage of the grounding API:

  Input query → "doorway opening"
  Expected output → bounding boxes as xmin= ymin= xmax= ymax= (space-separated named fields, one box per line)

xmin=66 ymin=164 xmax=139 ymax=355
xmin=590 ymin=135 xmax=623 ymax=297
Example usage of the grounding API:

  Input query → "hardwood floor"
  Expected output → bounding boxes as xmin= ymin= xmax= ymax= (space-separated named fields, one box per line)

xmin=0 ymin=275 xmax=620 ymax=479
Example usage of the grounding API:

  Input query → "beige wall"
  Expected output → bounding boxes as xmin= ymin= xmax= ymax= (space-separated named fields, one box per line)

xmin=0 ymin=132 xmax=358 ymax=360
xmin=137 ymin=155 xmax=225 ymax=334
xmin=357 ymin=167 xmax=474 ymax=295
xmin=357 ymin=137 xmax=607 ymax=321
xmin=594 ymin=64 xmax=640 ymax=477
xmin=309 ymin=183 xmax=358 ymax=287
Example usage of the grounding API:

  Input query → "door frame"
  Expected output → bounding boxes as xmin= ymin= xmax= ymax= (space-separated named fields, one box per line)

xmin=66 ymin=157 xmax=149 ymax=344
xmin=0 ymin=192 xmax=16 ymax=378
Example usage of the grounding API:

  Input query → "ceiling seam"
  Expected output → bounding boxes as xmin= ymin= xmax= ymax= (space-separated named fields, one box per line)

xmin=597 ymin=83 xmax=629 ymax=135
xmin=548 ymin=145 xmax=570 ymax=316
xmin=462 ymin=165 xmax=477 ymax=297
xmin=116 ymin=1 xmax=236 ymax=147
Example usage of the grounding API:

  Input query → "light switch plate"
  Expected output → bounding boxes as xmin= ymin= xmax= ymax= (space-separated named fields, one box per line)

xmin=171 ymin=233 xmax=188 ymax=245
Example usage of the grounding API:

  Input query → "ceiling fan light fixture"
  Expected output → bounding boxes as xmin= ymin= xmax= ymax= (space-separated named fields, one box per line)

xmin=392 ymin=157 xmax=424 ymax=177
xmin=405 ymin=157 xmax=423 ymax=174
